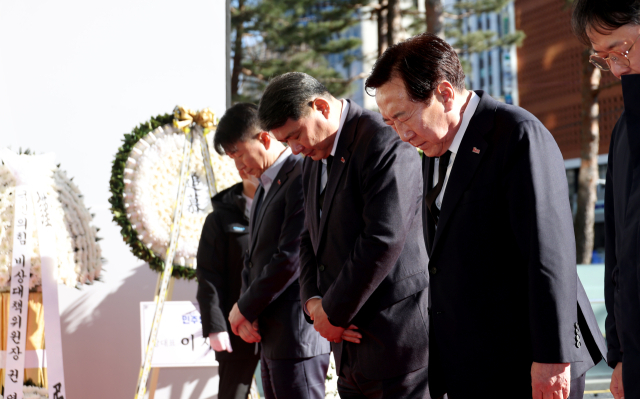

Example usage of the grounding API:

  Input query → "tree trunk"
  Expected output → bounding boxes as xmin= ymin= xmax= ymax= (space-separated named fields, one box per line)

xmin=386 ymin=0 xmax=402 ymax=46
xmin=230 ymin=0 xmax=245 ymax=100
xmin=377 ymin=1 xmax=388 ymax=57
xmin=574 ymin=48 xmax=601 ymax=264
xmin=425 ymin=0 xmax=444 ymax=37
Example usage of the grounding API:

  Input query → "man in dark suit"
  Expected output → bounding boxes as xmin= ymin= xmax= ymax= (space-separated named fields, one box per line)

xmin=367 ymin=33 xmax=607 ymax=399
xmin=572 ymin=2 xmax=640 ymax=398
xmin=259 ymin=72 xmax=431 ymax=398
xmin=214 ymin=103 xmax=331 ymax=399
xmin=196 ymin=174 xmax=260 ymax=399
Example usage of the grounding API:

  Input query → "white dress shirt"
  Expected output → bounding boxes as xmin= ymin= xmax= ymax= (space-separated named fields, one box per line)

xmin=320 ymin=99 xmax=350 ymax=193
xmin=432 ymin=91 xmax=480 ymax=209
xmin=260 ymin=147 xmax=292 ymax=196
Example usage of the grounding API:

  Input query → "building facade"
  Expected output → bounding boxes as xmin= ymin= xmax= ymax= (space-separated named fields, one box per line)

xmin=447 ymin=0 xmax=520 ymax=105
xmin=515 ymin=0 xmax=625 ymax=262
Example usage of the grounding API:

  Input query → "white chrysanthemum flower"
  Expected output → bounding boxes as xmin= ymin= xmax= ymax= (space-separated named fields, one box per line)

xmin=0 ymin=154 xmax=103 ymax=291
xmin=122 ymin=125 xmax=240 ymax=269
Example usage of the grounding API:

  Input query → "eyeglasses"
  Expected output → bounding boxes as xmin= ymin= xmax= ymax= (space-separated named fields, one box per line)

xmin=590 ymin=33 xmax=640 ymax=71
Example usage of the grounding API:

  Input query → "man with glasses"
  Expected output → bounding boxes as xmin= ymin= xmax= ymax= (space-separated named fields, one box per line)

xmin=572 ymin=2 xmax=640 ymax=399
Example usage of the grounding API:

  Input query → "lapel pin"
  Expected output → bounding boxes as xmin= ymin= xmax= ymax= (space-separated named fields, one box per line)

xmin=277 ymin=179 xmax=281 ymax=185
xmin=341 ymin=157 xmax=345 ymax=163
xmin=472 ymin=147 xmax=481 ymax=154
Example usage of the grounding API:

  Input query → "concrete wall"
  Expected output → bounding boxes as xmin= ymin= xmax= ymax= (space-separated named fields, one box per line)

xmin=0 ymin=1 xmax=228 ymax=397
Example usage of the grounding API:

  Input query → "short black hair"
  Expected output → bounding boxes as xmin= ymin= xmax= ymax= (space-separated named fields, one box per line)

xmin=258 ymin=72 xmax=330 ymax=131
xmin=365 ymin=33 xmax=466 ymax=104
xmin=572 ymin=0 xmax=640 ymax=46
xmin=213 ymin=103 xmax=260 ymax=154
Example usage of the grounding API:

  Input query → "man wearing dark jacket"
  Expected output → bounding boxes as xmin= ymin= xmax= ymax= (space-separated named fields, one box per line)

xmin=368 ymin=33 xmax=606 ymax=399
xmin=260 ymin=72 xmax=431 ymax=398
xmin=572 ymin=2 xmax=640 ymax=398
xmin=218 ymin=103 xmax=331 ymax=399
xmin=196 ymin=175 xmax=259 ymax=399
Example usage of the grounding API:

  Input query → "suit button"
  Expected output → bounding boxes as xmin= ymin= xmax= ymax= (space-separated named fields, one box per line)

xmin=319 ymin=264 xmax=325 ymax=272
xmin=248 ymin=262 xmax=253 ymax=268
xmin=429 ymin=267 xmax=437 ymax=275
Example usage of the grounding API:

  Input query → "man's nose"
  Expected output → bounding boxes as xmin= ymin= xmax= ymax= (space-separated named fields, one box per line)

xmin=394 ymin=121 xmax=415 ymax=142
xmin=610 ymin=62 xmax=631 ymax=79
xmin=289 ymin=142 xmax=304 ymax=155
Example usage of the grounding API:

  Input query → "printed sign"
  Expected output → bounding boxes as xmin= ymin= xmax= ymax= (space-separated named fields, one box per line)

xmin=140 ymin=301 xmax=218 ymax=367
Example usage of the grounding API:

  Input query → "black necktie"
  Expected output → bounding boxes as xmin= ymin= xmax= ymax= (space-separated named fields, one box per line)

xmin=425 ymin=150 xmax=452 ymax=225
xmin=318 ymin=155 xmax=334 ymax=212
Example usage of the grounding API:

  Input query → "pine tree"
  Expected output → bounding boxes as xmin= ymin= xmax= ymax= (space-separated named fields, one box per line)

xmin=427 ymin=0 xmax=525 ymax=57
xmin=230 ymin=0 xmax=364 ymax=103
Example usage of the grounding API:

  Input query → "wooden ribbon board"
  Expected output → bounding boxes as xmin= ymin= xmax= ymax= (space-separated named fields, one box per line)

xmin=135 ymin=128 xmax=218 ymax=399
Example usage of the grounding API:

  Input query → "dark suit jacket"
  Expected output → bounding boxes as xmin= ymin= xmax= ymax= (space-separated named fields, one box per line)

xmin=299 ymin=100 xmax=430 ymax=380
xmin=424 ymin=91 xmax=607 ymax=397
xmin=237 ymin=153 xmax=330 ymax=360
xmin=604 ymin=74 xmax=640 ymax=390
xmin=196 ymin=183 xmax=258 ymax=361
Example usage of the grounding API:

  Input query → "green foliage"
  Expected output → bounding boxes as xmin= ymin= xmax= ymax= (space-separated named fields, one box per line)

xmin=232 ymin=0 xmax=364 ymax=103
xmin=108 ymin=113 xmax=197 ymax=280
xmin=445 ymin=0 xmax=525 ymax=56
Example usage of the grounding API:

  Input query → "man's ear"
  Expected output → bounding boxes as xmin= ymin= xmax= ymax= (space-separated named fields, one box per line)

xmin=312 ymin=97 xmax=331 ymax=119
xmin=257 ymin=131 xmax=271 ymax=150
xmin=437 ymin=81 xmax=456 ymax=111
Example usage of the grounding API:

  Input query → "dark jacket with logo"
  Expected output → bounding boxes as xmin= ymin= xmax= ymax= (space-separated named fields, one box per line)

xmin=605 ymin=74 xmax=640 ymax=396
xmin=196 ymin=182 xmax=258 ymax=361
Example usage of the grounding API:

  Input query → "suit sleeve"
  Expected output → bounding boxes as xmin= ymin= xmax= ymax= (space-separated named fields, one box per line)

xmin=604 ymin=125 xmax=622 ymax=368
xmin=322 ymin=133 xmax=423 ymax=328
xmin=236 ymin=173 xmax=306 ymax=322
xmin=195 ymin=213 xmax=229 ymax=337
xmin=299 ymin=224 xmax=320 ymax=324
xmin=505 ymin=120 xmax=579 ymax=363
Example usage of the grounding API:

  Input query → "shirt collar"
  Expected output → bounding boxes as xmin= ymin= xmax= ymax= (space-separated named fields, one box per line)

xmin=323 ymin=99 xmax=350 ymax=164
xmin=448 ymin=91 xmax=480 ymax=155
xmin=260 ymin=146 xmax=292 ymax=188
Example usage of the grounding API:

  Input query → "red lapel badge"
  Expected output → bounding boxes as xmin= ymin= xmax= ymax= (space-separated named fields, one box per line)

xmin=341 ymin=157 xmax=345 ymax=163
xmin=472 ymin=147 xmax=481 ymax=154
xmin=277 ymin=179 xmax=281 ymax=185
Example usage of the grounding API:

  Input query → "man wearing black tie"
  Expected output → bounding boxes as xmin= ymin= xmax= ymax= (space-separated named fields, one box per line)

xmin=259 ymin=72 xmax=430 ymax=398
xmin=214 ymin=103 xmax=330 ymax=399
xmin=367 ymin=34 xmax=606 ymax=399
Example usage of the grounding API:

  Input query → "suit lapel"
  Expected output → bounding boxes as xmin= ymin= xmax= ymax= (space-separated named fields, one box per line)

xmin=432 ymin=91 xmax=495 ymax=251
xmin=318 ymin=100 xmax=360 ymax=241
xmin=249 ymin=155 xmax=295 ymax=255
xmin=423 ymin=155 xmax=436 ymax=256
xmin=249 ymin=185 xmax=263 ymax=251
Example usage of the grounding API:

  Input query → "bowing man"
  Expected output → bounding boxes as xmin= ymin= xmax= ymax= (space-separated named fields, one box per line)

xmin=216 ymin=103 xmax=331 ymax=399
xmin=368 ymin=33 xmax=606 ymax=399
xmin=572 ymin=1 xmax=640 ymax=398
xmin=259 ymin=72 xmax=431 ymax=399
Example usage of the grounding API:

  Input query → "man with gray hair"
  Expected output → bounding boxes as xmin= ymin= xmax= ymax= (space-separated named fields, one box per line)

xmin=367 ymin=33 xmax=606 ymax=399
xmin=259 ymin=72 xmax=431 ymax=398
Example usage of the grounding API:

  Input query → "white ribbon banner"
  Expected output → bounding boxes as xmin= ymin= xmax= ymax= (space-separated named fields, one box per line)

xmin=4 ymin=186 xmax=33 ymax=399
xmin=33 ymin=189 xmax=67 ymax=399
